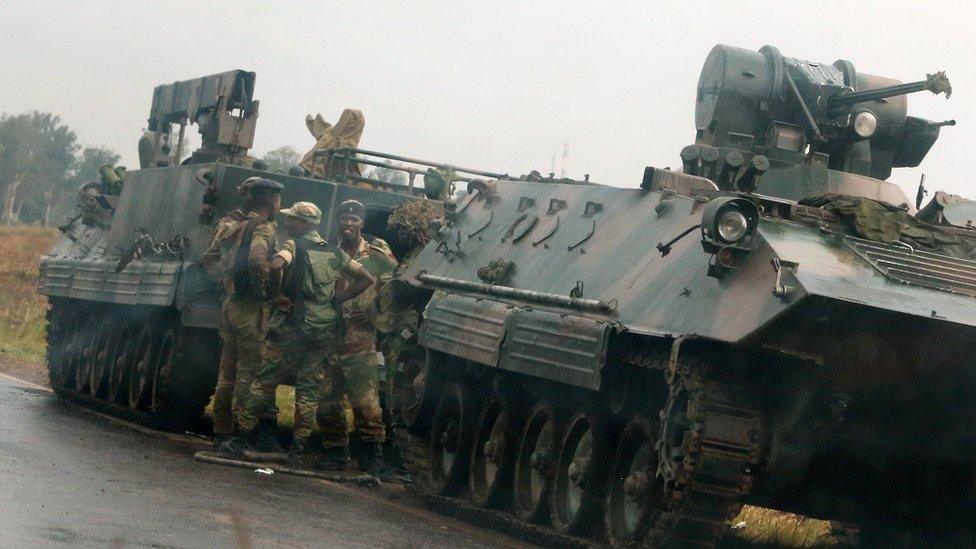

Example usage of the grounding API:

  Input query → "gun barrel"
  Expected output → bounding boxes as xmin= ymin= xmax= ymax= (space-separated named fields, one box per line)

xmin=828 ymin=80 xmax=930 ymax=107
xmin=828 ymin=71 xmax=951 ymax=108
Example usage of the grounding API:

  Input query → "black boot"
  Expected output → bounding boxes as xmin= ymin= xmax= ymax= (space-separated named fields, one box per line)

xmin=359 ymin=442 xmax=389 ymax=478
xmin=316 ymin=446 xmax=350 ymax=471
xmin=215 ymin=431 xmax=253 ymax=459
xmin=288 ymin=439 xmax=307 ymax=469
xmin=253 ymin=416 xmax=286 ymax=454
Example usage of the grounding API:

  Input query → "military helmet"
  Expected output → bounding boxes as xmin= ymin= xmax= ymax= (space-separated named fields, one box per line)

xmin=279 ymin=201 xmax=322 ymax=225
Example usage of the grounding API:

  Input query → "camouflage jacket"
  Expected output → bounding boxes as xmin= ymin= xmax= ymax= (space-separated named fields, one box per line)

xmin=201 ymin=210 xmax=277 ymax=299
xmin=337 ymin=236 xmax=397 ymax=355
xmin=273 ymin=230 xmax=362 ymax=338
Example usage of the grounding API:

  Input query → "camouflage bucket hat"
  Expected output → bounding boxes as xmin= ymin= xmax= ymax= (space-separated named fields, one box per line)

xmin=279 ymin=201 xmax=322 ymax=224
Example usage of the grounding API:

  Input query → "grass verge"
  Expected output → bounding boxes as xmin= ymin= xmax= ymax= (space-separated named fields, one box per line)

xmin=0 ymin=226 xmax=58 ymax=361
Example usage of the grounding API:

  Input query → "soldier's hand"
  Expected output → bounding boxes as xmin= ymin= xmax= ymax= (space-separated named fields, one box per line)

xmin=272 ymin=294 xmax=292 ymax=310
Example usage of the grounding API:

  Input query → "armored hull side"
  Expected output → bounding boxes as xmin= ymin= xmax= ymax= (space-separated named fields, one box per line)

xmin=394 ymin=175 xmax=976 ymax=544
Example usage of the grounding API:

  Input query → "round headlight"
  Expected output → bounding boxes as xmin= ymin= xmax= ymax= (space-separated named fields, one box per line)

xmin=852 ymin=110 xmax=878 ymax=138
xmin=717 ymin=210 xmax=749 ymax=243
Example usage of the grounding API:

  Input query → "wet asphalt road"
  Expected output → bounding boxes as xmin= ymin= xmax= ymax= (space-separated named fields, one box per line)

xmin=0 ymin=376 xmax=524 ymax=548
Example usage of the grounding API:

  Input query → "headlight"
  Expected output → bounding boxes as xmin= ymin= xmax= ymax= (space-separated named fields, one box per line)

xmin=717 ymin=210 xmax=749 ymax=243
xmin=852 ymin=110 xmax=878 ymax=138
xmin=700 ymin=196 xmax=759 ymax=251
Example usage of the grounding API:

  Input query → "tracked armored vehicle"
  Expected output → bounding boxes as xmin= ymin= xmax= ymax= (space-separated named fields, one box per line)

xmin=387 ymin=46 xmax=972 ymax=546
xmin=38 ymin=70 xmax=499 ymax=427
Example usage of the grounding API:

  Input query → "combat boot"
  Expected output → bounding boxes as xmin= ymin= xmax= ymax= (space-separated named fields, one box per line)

xmin=215 ymin=431 xmax=253 ymax=459
xmin=288 ymin=439 xmax=308 ymax=469
xmin=316 ymin=446 xmax=350 ymax=471
xmin=359 ymin=442 xmax=389 ymax=478
xmin=253 ymin=416 xmax=286 ymax=454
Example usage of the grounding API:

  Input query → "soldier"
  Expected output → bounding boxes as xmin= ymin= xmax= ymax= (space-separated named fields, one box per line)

xmin=218 ymin=201 xmax=376 ymax=466
xmin=316 ymin=200 xmax=398 ymax=475
xmin=200 ymin=177 xmax=284 ymax=453
xmin=371 ymin=199 xmax=440 ymax=472
xmin=373 ymin=199 xmax=439 ymax=372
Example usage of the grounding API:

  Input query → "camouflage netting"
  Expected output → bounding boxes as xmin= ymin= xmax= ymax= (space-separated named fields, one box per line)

xmin=799 ymin=194 xmax=976 ymax=259
xmin=387 ymin=199 xmax=440 ymax=245
xmin=299 ymin=109 xmax=365 ymax=179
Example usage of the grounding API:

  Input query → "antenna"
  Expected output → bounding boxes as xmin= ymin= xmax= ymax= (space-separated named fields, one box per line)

xmin=561 ymin=141 xmax=569 ymax=178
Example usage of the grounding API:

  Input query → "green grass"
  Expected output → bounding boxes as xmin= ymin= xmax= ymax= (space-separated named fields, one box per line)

xmin=204 ymin=386 xmax=298 ymax=429
xmin=0 ymin=226 xmax=57 ymax=360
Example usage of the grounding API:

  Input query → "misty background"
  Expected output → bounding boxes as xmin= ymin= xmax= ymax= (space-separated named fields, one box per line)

xmin=1 ymin=0 xmax=972 ymax=203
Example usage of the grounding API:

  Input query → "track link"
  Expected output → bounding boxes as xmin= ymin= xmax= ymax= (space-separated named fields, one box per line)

xmin=649 ymin=359 xmax=766 ymax=548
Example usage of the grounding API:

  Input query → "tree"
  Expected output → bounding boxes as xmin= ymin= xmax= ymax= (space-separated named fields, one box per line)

xmin=0 ymin=112 xmax=78 ymax=225
xmin=364 ymin=165 xmax=408 ymax=186
xmin=71 ymin=146 xmax=122 ymax=184
xmin=262 ymin=145 xmax=301 ymax=173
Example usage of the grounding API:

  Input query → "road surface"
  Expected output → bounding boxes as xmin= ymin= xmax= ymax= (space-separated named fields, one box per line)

xmin=0 ymin=375 xmax=525 ymax=548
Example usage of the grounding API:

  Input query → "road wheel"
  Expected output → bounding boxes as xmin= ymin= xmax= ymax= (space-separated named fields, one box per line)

xmin=428 ymin=383 xmax=479 ymax=496
xmin=106 ymin=324 xmax=134 ymax=404
xmin=552 ymin=408 xmax=613 ymax=536
xmin=47 ymin=307 xmax=79 ymax=390
xmin=60 ymin=318 xmax=86 ymax=390
xmin=74 ymin=322 xmax=102 ymax=393
xmin=513 ymin=400 xmax=561 ymax=523
xmin=469 ymin=389 xmax=522 ymax=508
xmin=90 ymin=322 xmax=118 ymax=399
xmin=127 ymin=325 xmax=158 ymax=410
xmin=395 ymin=349 xmax=444 ymax=434
xmin=605 ymin=416 xmax=661 ymax=546
xmin=149 ymin=326 xmax=177 ymax=414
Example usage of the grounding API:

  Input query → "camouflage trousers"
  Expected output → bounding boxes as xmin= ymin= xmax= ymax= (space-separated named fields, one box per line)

xmin=317 ymin=348 xmax=386 ymax=448
xmin=213 ymin=297 xmax=268 ymax=437
xmin=238 ymin=325 xmax=339 ymax=443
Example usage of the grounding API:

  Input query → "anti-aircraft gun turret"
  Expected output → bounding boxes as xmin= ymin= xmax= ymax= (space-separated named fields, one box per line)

xmin=680 ymin=45 xmax=953 ymax=206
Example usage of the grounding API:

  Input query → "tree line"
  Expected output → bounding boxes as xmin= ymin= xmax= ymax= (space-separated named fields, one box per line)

xmin=0 ymin=114 xmax=412 ymax=228
xmin=0 ymin=111 xmax=120 ymax=227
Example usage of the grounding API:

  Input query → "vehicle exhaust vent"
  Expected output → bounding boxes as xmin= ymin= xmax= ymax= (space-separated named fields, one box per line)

xmin=845 ymin=236 xmax=976 ymax=297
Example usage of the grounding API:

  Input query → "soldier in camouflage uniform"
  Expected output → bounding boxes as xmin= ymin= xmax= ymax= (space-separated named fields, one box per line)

xmin=373 ymin=199 xmax=439 ymax=381
xmin=201 ymin=177 xmax=283 ymax=451
xmin=316 ymin=200 xmax=398 ymax=475
xmin=218 ymin=201 xmax=376 ymax=466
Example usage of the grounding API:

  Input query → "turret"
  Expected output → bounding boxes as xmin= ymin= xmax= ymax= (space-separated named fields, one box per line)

xmin=681 ymin=45 xmax=953 ymax=205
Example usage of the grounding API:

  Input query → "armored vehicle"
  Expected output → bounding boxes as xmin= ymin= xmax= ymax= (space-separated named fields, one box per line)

xmin=39 ymin=70 xmax=499 ymax=427
xmin=385 ymin=46 xmax=972 ymax=546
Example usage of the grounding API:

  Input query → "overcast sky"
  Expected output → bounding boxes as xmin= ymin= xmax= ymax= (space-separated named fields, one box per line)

xmin=1 ymin=1 xmax=972 ymax=200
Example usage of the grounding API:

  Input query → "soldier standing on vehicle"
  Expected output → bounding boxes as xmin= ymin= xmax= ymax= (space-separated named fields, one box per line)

xmin=218 ymin=201 xmax=376 ymax=466
xmin=316 ymin=200 xmax=397 ymax=476
xmin=201 ymin=177 xmax=285 ymax=454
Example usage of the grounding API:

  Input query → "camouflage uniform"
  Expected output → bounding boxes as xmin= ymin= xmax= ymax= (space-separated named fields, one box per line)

xmin=201 ymin=209 xmax=277 ymax=438
xmin=317 ymin=236 xmax=398 ymax=449
xmin=237 ymin=225 xmax=363 ymax=446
